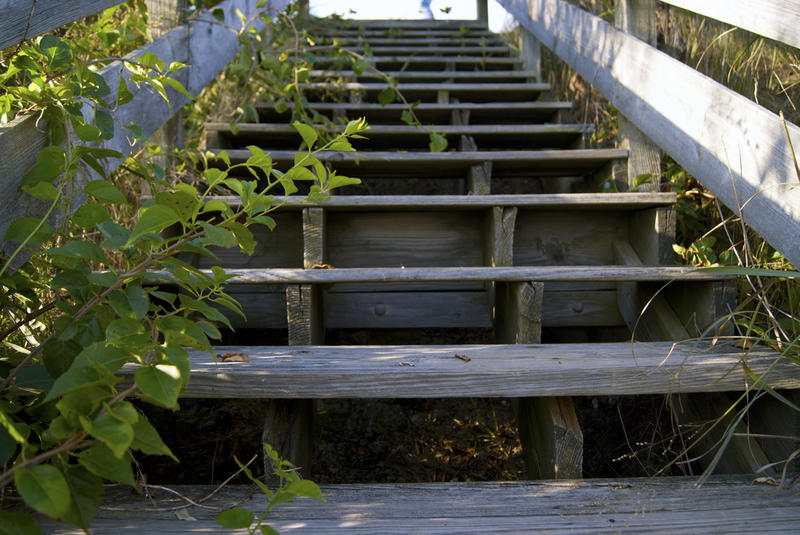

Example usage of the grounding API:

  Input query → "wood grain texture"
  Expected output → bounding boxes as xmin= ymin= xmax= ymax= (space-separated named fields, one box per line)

xmin=35 ymin=476 xmax=800 ymax=534
xmin=661 ymin=0 xmax=800 ymax=50
xmin=0 ymin=0 xmax=125 ymax=49
xmin=118 ymin=342 xmax=800 ymax=398
xmin=145 ymin=265 xmax=734 ymax=285
xmin=206 ymin=192 xmax=677 ymax=210
xmin=498 ymin=0 xmax=800 ymax=268
xmin=519 ymin=395 xmax=583 ymax=478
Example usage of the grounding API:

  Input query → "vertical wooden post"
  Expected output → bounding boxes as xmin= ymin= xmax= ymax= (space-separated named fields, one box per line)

xmin=477 ymin=0 xmax=489 ymax=26
xmin=487 ymin=208 xmax=583 ymax=479
xmin=615 ymin=0 xmax=661 ymax=190
xmin=518 ymin=27 xmax=541 ymax=80
xmin=262 ymin=207 xmax=325 ymax=483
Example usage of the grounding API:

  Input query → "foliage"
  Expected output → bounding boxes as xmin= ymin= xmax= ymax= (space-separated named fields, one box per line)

xmin=215 ymin=444 xmax=324 ymax=534
xmin=0 ymin=1 xmax=368 ymax=531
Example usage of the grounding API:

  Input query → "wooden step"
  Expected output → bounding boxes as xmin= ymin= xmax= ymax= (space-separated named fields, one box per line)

xmin=312 ymin=55 xmax=521 ymax=71
xmin=324 ymin=19 xmax=487 ymax=30
xmin=35 ymin=476 xmax=800 ymax=534
xmin=219 ymin=149 xmax=627 ymax=179
xmin=199 ymin=192 xmax=675 ymax=211
xmin=117 ymin=342 xmax=793 ymax=398
xmin=256 ymin=101 xmax=573 ymax=125
xmin=320 ymin=36 xmax=507 ymax=47
xmin=206 ymin=123 xmax=591 ymax=151
xmin=338 ymin=45 xmax=513 ymax=56
xmin=309 ymin=69 xmax=541 ymax=83
xmin=302 ymin=82 xmax=548 ymax=103
xmin=315 ymin=28 xmax=497 ymax=38
xmin=150 ymin=266 xmax=728 ymax=285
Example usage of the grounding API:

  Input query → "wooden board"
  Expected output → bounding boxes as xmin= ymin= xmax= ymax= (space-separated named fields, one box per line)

xmin=661 ymin=0 xmax=800 ymax=50
xmin=0 ymin=0 xmax=125 ymax=49
xmin=222 ymin=149 xmax=629 ymax=179
xmin=497 ymin=0 xmax=800 ymax=269
xmin=312 ymin=56 xmax=521 ymax=70
xmin=145 ymin=265 xmax=734 ymax=285
xmin=118 ymin=342 xmax=800 ymax=398
xmin=256 ymin=101 xmax=572 ymax=124
xmin=35 ymin=476 xmax=800 ymax=534
xmin=327 ymin=211 xmax=483 ymax=267
xmin=353 ymin=45 xmax=512 ymax=55
xmin=309 ymin=70 xmax=541 ymax=83
xmin=325 ymin=290 xmax=492 ymax=328
xmin=514 ymin=210 xmax=629 ymax=265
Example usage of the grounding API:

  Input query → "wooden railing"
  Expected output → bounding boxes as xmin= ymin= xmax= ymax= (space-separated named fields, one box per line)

xmin=0 ymin=0 xmax=290 ymax=260
xmin=498 ymin=0 xmax=800 ymax=269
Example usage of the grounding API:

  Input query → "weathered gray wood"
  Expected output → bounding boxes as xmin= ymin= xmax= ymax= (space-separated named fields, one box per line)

xmin=223 ymin=149 xmax=629 ymax=180
xmin=325 ymin=290 xmax=492 ymax=328
xmin=208 ymin=122 xmax=591 ymax=137
xmin=147 ymin=265 xmax=734 ymax=285
xmin=628 ymin=206 xmax=676 ymax=265
xmin=317 ymin=37 xmax=505 ymax=47
xmin=496 ymin=282 xmax=543 ymax=345
xmin=0 ymin=0 xmax=126 ymax=49
xmin=477 ymin=0 xmax=489 ymax=25
xmin=313 ymin=56 xmax=521 ymax=69
xmin=258 ymin=101 xmax=572 ymax=124
xmin=120 ymin=342 xmax=800 ymax=398
xmin=486 ymin=206 xmax=517 ymax=268
xmin=498 ymin=0 xmax=800 ymax=268
xmin=305 ymin=82 xmax=549 ymax=92
xmin=542 ymin=289 xmax=623 ymax=326
xmin=661 ymin=0 xmax=800 ymax=50
xmin=349 ymin=45 xmax=512 ymax=55
xmin=466 ymin=161 xmax=492 ymax=195
xmin=0 ymin=0 xmax=267 ymax=259
xmin=36 ymin=476 xmax=800 ymax=534
xmin=205 ymin=192 xmax=676 ymax=211
xmin=616 ymin=0 xmax=661 ymax=190
xmin=519 ymin=27 xmax=542 ymax=80
xmin=327 ymin=19 xmax=485 ymax=29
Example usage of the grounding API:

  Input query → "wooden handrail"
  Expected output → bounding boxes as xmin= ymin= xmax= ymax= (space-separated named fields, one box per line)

xmin=0 ymin=0 xmax=127 ymax=50
xmin=659 ymin=0 xmax=800 ymax=50
xmin=498 ymin=0 xmax=800 ymax=269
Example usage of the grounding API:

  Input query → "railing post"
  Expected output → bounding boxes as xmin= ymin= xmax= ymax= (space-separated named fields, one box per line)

xmin=615 ymin=0 xmax=661 ymax=191
xmin=477 ymin=0 xmax=489 ymax=26
xmin=519 ymin=1 xmax=541 ymax=80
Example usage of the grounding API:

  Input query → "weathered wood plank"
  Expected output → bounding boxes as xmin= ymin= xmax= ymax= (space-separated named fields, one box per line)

xmin=146 ymin=265 xmax=734 ymax=284
xmin=312 ymin=56 xmax=521 ymax=69
xmin=325 ymin=290 xmax=492 ymax=328
xmin=316 ymin=37 xmax=505 ymax=46
xmin=498 ymin=0 xmax=800 ymax=268
xmin=616 ymin=0 xmax=662 ymax=190
xmin=660 ymin=0 xmax=800 ymax=50
xmin=257 ymin=101 xmax=572 ymax=124
xmin=0 ymin=0 xmax=125 ymax=50
xmin=119 ymin=342 xmax=800 ymax=398
xmin=36 ymin=476 xmax=800 ymax=534
xmin=207 ymin=123 xmax=591 ymax=136
xmin=346 ymin=45 xmax=512 ymax=55
xmin=325 ymin=19 xmax=485 ymax=29
xmin=304 ymin=82 xmax=549 ymax=92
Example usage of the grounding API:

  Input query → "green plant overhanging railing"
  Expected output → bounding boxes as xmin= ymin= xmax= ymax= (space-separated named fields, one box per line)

xmin=498 ymin=0 xmax=800 ymax=270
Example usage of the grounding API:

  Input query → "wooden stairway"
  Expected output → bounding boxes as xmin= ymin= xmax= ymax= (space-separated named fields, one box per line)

xmin=38 ymin=17 xmax=800 ymax=534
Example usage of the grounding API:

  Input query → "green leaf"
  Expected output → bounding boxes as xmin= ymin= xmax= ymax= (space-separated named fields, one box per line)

xmin=0 ymin=511 xmax=42 ymax=535
xmin=135 ymin=365 xmax=182 ymax=408
xmin=78 ymin=445 xmax=136 ymax=486
xmin=73 ymin=121 xmax=102 ymax=142
xmin=259 ymin=526 xmax=280 ymax=535
xmin=285 ymin=479 xmax=324 ymax=500
xmin=155 ymin=190 xmax=197 ymax=223
xmin=215 ymin=508 xmax=254 ymax=529
xmin=352 ymin=59 xmax=370 ymax=75
xmin=0 ymin=427 xmax=17 ymax=466
xmin=245 ymin=146 xmax=272 ymax=176
xmin=428 ymin=132 xmax=448 ymax=153
xmin=21 ymin=181 xmax=59 ymax=200
xmin=15 ymin=465 xmax=71 ymax=518
xmin=377 ymin=86 xmax=395 ymax=106
xmin=116 ymin=74 xmax=134 ymax=107
xmin=274 ymin=99 xmax=289 ymax=114
xmin=84 ymin=413 xmax=134 ymax=458
xmin=199 ymin=221 xmax=237 ymax=248
xmin=131 ymin=414 xmax=177 ymax=461
xmin=22 ymin=146 xmax=66 ymax=186
xmin=46 ymin=241 xmax=107 ymax=262
xmin=72 ymin=204 xmax=110 ymax=228
xmin=4 ymin=217 xmax=51 ymax=245
xmin=293 ymin=121 xmax=318 ymax=149
xmin=39 ymin=35 xmax=72 ymax=71
xmin=125 ymin=285 xmax=150 ymax=319
xmin=61 ymin=466 xmax=103 ymax=529
xmin=95 ymin=110 xmax=115 ymax=140
xmin=46 ymin=359 xmax=117 ymax=402
xmin=127 ymin=204 xmax=180 ymax=245
xmin=228 ymin=222 xmax=255 ymax=256
xmin=84 ymin=180 xmax=127 ymax=204
xmin=326 ymin=172 xmax=361 ymax=190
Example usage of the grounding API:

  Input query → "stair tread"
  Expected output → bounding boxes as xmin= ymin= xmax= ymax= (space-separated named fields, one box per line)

xmin=202 ymin=192 xmax=675 ymax=210
xmin=207 ymin=123 xmax=590 ymax=135
xmin=147 ymin=266 xmax=731 ymax=284
xmin=118 ymin=342 xmax=794 ymax=398
xmin=341 ymin=45 xmax=512 ymax=55
xmin=258 ymin=101 xmax=571 ymax=110
xmin=309 ymin=69 xmax=540 ymax=79
xmin=304 ymin=81 xmax=549 ymax=91
xmin=322 ymin=37 xmax=506 ymax=46
xmin=36 ymin=476 xmax=800 ymax=534
xmin=313 ymin=55 xmax=520 ymax=65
